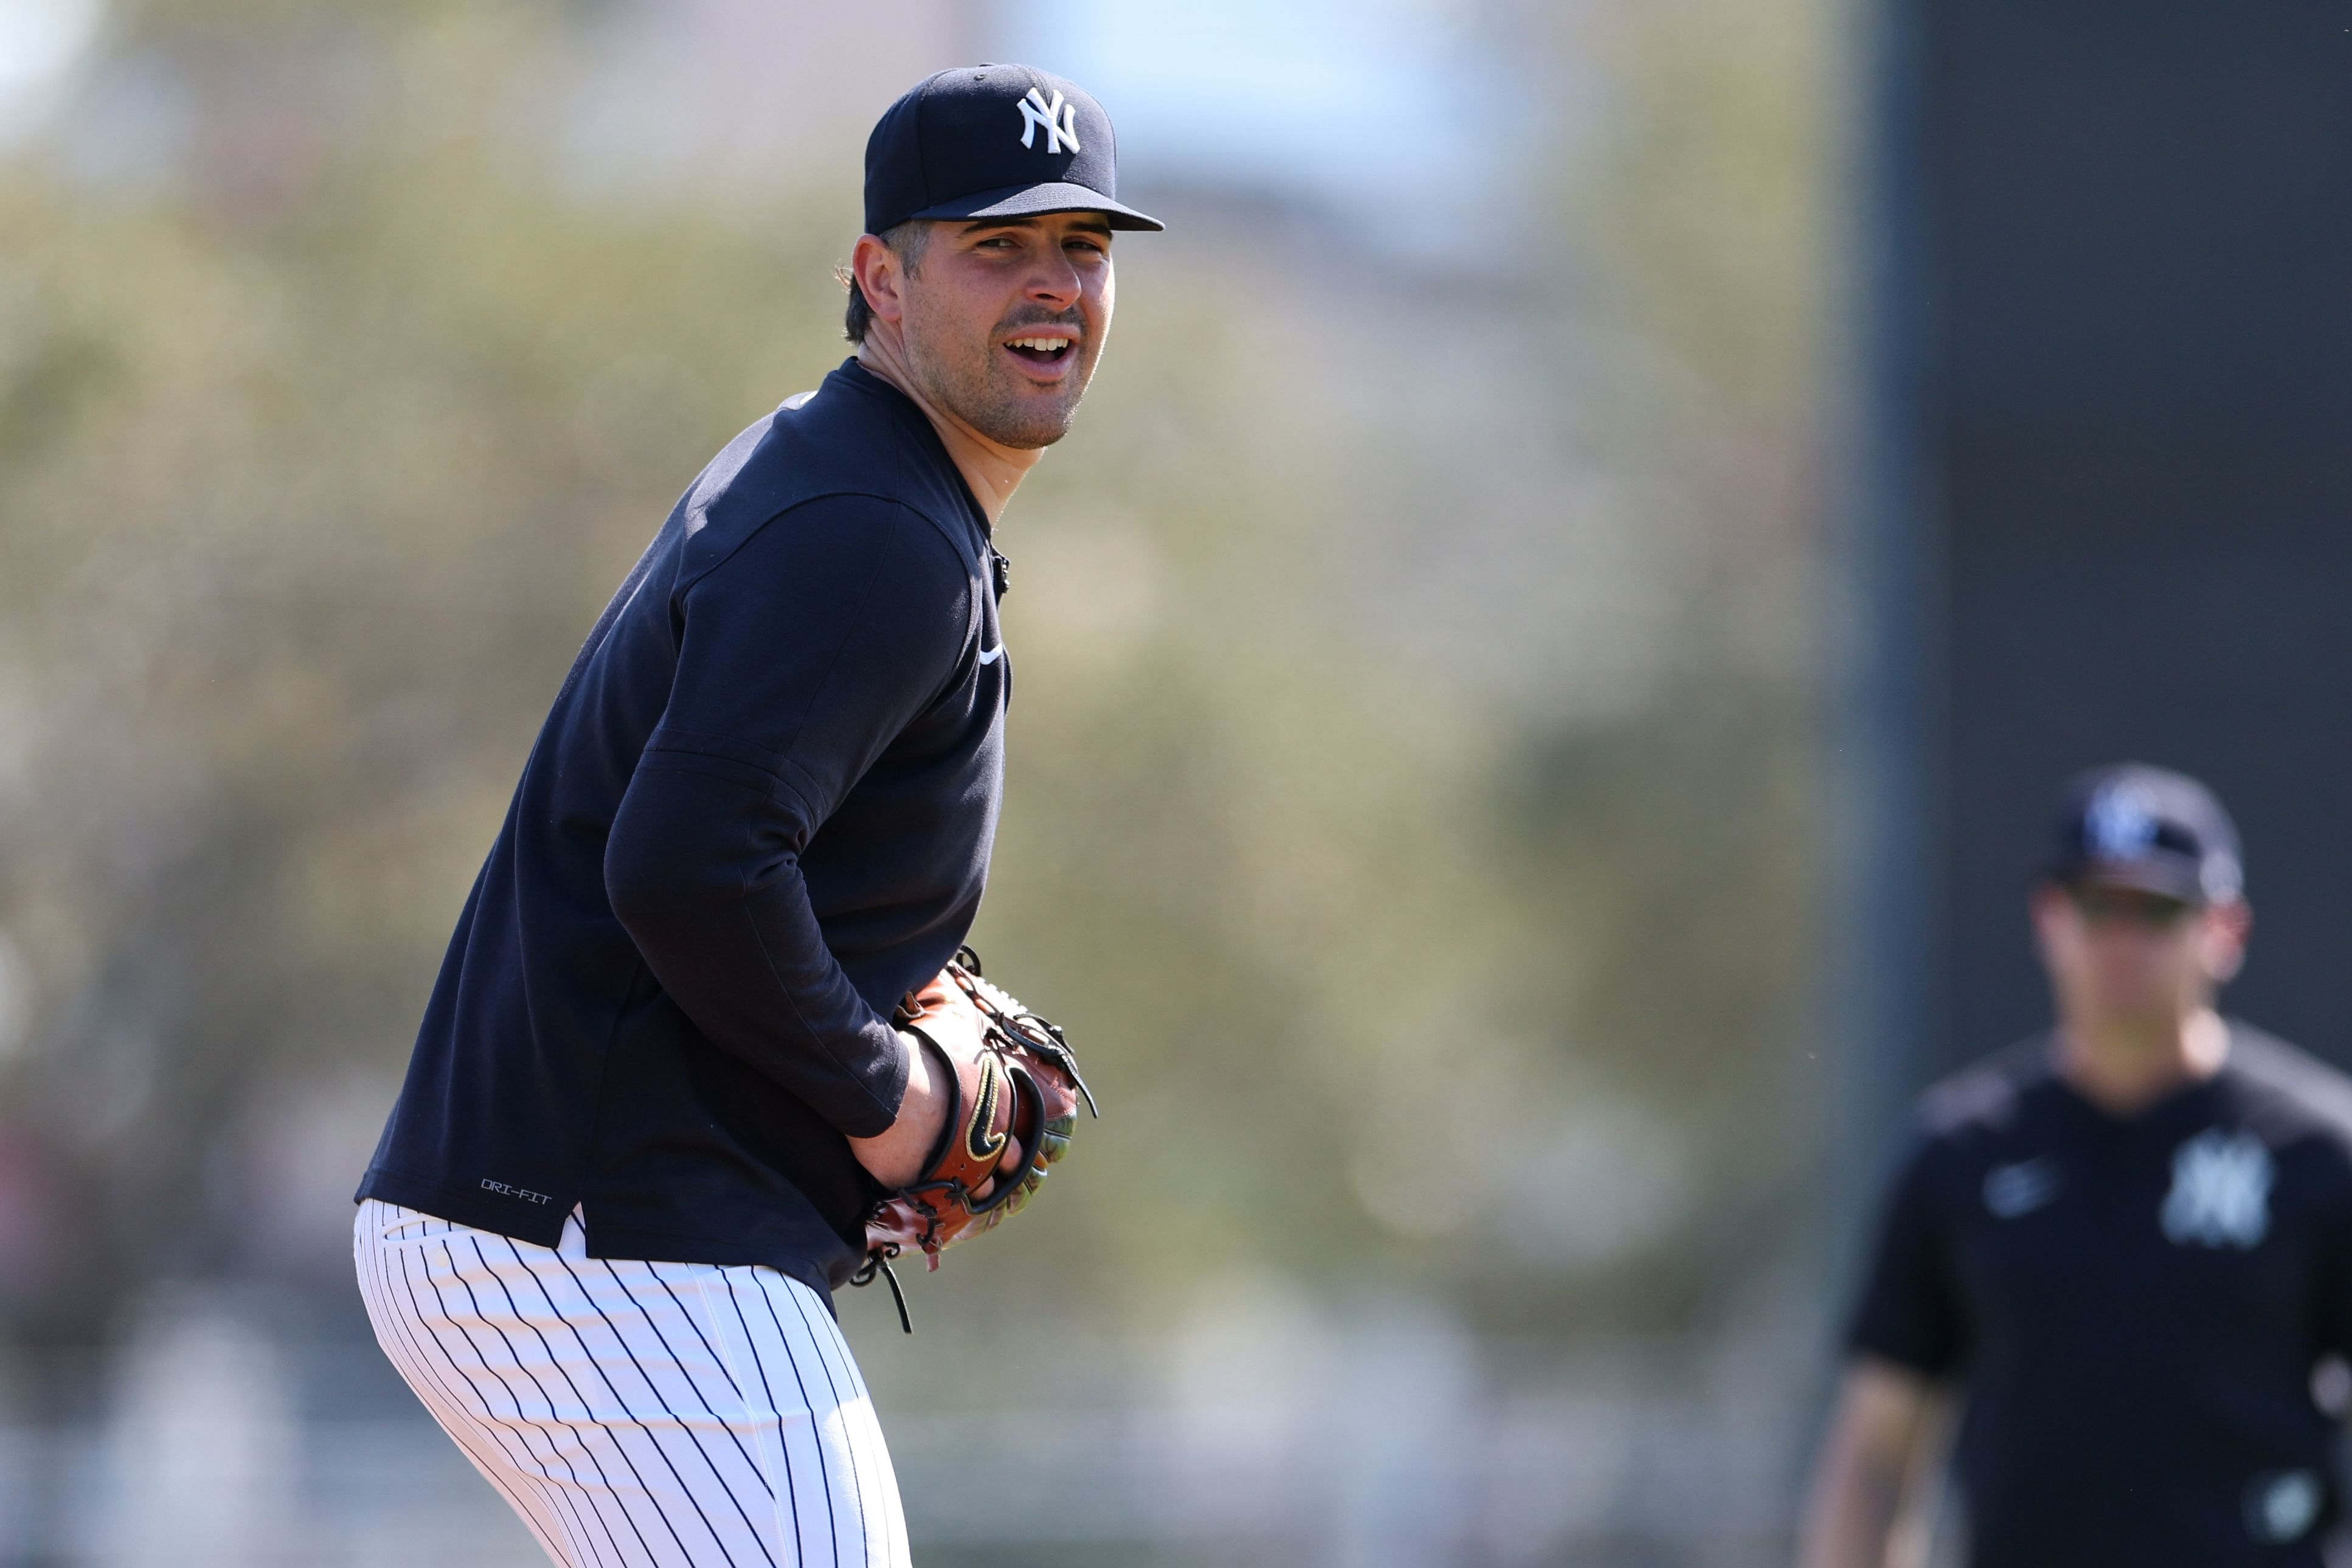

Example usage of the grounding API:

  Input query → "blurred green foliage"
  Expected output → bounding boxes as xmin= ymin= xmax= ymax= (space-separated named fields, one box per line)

xmin=0 ymin=0 xmax=1839 ymax=1354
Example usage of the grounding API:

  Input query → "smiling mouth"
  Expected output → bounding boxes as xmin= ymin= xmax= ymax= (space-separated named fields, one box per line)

xmin=1004 ymin=336 xmax=1075 ymax=367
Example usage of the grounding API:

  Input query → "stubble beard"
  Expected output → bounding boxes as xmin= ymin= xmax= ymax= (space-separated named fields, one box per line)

xmin=905 ymin=308 xmax=1098 ymax=451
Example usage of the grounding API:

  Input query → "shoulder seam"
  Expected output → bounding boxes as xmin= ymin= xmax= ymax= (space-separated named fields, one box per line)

xmin=675 ymin=491 xmax=977 ymax=598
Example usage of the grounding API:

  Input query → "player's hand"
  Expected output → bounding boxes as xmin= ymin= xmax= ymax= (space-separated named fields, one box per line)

xmin=853 ymin=949 xmax=1094 ymax=1313
xmin=848 ymin=1006 xmax=1025 ymax=1194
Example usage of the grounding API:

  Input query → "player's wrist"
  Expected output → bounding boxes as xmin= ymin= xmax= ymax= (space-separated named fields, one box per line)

xmin=848 ymin=1029 xmax=951 ymax=1188
xmin=894 ymin=1027 xmax=943 ymax=1122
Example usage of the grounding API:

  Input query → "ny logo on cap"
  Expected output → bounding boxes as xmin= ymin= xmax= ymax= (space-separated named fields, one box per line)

xmin=2084 ymin=780 xmax=2159 ymax=861
xmin=1017 ymin=88 xmax=1081 ymax=154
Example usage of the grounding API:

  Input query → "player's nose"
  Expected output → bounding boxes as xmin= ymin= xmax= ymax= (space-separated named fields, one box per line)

xmin=1022 ymin=256 xmax=1083 ymax=307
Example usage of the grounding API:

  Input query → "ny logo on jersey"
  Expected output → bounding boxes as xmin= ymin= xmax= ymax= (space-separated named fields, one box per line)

xmin=1018 ymin=88 xmax=1082 ymax=154
xmin=2160 ymin=1128 xmax=2272 ymax=1249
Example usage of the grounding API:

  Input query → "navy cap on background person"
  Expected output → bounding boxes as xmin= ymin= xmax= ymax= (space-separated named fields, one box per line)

xmin=864 ymin=64 xmax=1165 ymax=236
xmin=2045 ymin=763 xmax=2244 ymax=906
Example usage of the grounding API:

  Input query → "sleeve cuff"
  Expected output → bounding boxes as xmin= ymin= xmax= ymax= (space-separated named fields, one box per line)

xmin=828 ymin=1019 xmax=914 ymax=1139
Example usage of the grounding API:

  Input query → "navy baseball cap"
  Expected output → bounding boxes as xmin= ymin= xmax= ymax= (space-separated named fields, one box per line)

xmin=863 ymin=64 xmax=1164 ymax=237
xmin=2045 ymin=763 xmax=2244 ymax=905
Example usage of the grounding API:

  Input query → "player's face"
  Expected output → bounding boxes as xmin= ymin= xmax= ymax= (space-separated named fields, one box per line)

xmin=2033 ymin=880 xmax=2249 ymax=1026
xmin=898 ymin=212 xmax=1115 ymax=450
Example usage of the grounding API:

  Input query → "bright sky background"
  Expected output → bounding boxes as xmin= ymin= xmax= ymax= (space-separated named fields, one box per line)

xmin=0 ymin=0 xmax=103 ymax=142
xmin=0 ymin=0 xmax=1552 ymax=255
xmin=998 ymin=0 xmax=1539 ymax=243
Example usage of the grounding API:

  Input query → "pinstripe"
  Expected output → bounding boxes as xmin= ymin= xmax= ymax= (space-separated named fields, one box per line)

xmin=459 ymin=1234 xmax=675 ymax=1568
xmin=744 ymin=1271 xmax=842 ymax=1568
xmin=774 ymin=1282 xmax=866 ymax=1568
xmin=643 ymin=1263 xmax=767 ymax=1469
xmin=781 ymin=1278 xmax=873 ymax=1566
xmin=446 ymin=1251 xmax=635 ymax=1568
xmin=797 ymin=1290 xmax=892 ymax=1567
xmin=356 ymin=1202 xmax=908 ymax=1567
xmin=473 ymin=1235 xmax=684 ymax=1557
xmin=449 ymin=1244 xmax=645 ymax=1568
xmin=355 ymin=1220 xmax=584 ymax=1567
xmin=749 ymin=1270 xmax=841 ymax=1567
xmin=608 ymin=1258 xmax=779 ymax=1524
xmin=817 ymin=1298 xmax=902 ymax=1568
xmin=482 ymin=1243 xmax=667 ymax=1568
xmin=796 ymin=1282 xmax=883 ymax=1568
xmin=409 ymin=1240 xmax=634 ymax=1568
xmin=373 ymin=1231 xmax=596 ymax=1566
xmin=370 ymin=1211 xmax=620 ymax=1567
xmin=597 ymin=1257 xmax=777 ymax=1566
xmin=444 ymin=1238 xmax=701 ymax=1567
xmin=547 ymin=1251 xmax=755 ymax=1568
xmin=422 ymin=1241 xmax=630 ymax=1568
xmin=639 ymin=1262 xmax=791 ymax=1566
xmin=534 ymin=1251 xmax=750 ymax=1568
xmin=797 ymin=1299 xmax=901 ymax=1568
xmin=699 ymin=1271 xmax=799 ymax=1568
xmin=377 ymin=1226 xmax=608 ymax=1568
xmin=651 ymin=1263 xmax=748 ymax=1410
xmin=415 ymin=1240 xmax=639 ymax=1568
xmin=774 ymin=1277 xmax=876 ymax=1567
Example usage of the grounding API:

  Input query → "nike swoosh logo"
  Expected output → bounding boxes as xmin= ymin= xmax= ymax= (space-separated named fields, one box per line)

xmin=1984 ymin=1158 xmax=2061 ymax=1218
xmin=965 ymin=1062 xmax=1008 ymax=1164
xmin=977 ymin=644 xmax=1005 ymax=665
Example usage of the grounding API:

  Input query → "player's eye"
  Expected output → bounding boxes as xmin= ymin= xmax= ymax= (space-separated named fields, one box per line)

xmin=2069 ymin=886 xmax=2193 ymax=927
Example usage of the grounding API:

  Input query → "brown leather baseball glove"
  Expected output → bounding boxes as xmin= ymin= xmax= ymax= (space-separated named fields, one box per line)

xmin=852 ymin=946 xmax=1095 ymax=1330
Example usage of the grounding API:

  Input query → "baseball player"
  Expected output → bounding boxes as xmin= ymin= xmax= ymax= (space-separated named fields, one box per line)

xmin=1799 ymin=765 xmax=2352 ymax=1567
xmin=350 ymin=66 xmax=1158 ymax=1568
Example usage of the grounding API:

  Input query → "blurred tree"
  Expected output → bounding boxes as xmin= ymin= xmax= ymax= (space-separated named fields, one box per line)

xmin=0 ymin=0 xmax=1840 ymax=1369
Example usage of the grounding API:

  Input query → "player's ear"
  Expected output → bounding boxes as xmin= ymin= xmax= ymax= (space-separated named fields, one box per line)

xmin=851 ymin=232 xmax=911 ymax=327
xmin=2027 ymin=881 xmax=2070 ymax=960
xmin=2202 ymin=897 xmax=2252 ymax=985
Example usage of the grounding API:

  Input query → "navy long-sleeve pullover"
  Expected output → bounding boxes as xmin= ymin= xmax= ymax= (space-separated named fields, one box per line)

xmin=357 ymin=359 xmax=1008 ymax=1297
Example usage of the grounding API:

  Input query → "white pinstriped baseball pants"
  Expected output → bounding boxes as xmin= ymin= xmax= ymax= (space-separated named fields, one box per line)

xmin=353 ymin=1199 xmax=911 ymax=1568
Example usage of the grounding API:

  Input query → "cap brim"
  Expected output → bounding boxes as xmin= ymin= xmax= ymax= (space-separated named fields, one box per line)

xmin=910 ymin=181 xmax=1165 ymax=232
xmin=2052 ymin=858 xmax=2209 ymax=904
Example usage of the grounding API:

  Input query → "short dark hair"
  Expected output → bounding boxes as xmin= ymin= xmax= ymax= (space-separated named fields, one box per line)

xmin=841 ymin=222 xmax=929 ymax=344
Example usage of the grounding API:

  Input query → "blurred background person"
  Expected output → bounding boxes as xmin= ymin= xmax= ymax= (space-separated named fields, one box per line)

xmin=1802 ymin=766 xmax=2352 ymax=1568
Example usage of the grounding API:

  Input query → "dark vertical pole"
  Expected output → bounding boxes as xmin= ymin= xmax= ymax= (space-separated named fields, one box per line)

xmin=1830 ymin=0 xmax=1940 ymax=1259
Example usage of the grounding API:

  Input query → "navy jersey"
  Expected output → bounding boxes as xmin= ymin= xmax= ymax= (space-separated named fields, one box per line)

xmin=1850 ymin=1026 xmax=2352 ymax=1567
xmin=358 ymin=358 xmax=1008 ymax=1298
